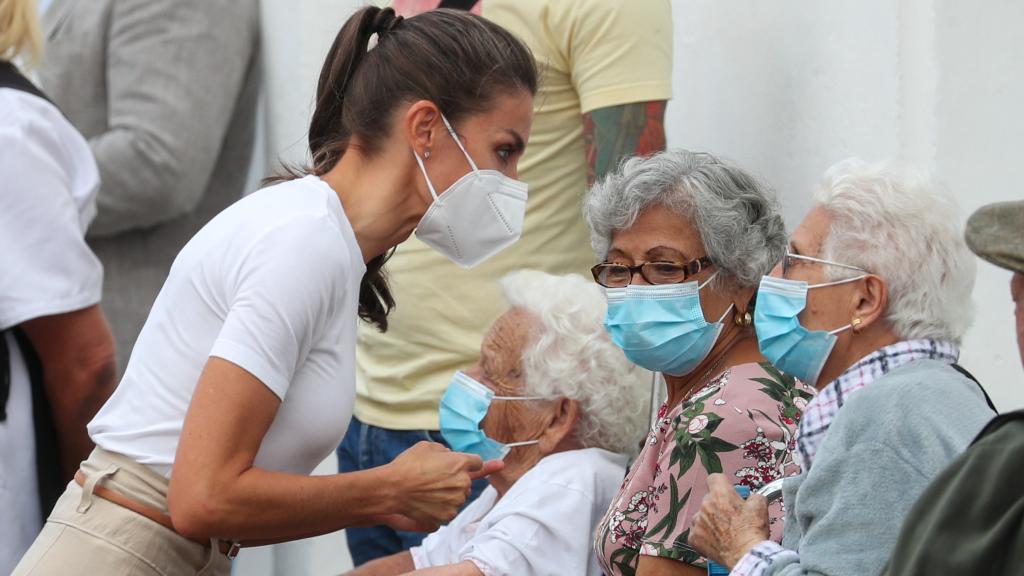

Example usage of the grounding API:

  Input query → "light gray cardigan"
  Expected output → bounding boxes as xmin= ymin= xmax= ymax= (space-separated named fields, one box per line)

xmin=768 ymin=359 xmax=994 ymax=576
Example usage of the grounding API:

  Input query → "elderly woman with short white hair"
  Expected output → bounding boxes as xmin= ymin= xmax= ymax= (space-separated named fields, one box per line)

xmin=690 ymin=158 xmax=997 ymax=576
xmin=350 ymin=270 xmax=648 ymax=576
xmin=585 ymin=149 xmax=815 ymax=576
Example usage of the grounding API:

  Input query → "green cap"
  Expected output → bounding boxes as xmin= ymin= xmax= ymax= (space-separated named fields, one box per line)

xmin=965 ymin=200 xmax=1024 ymax=274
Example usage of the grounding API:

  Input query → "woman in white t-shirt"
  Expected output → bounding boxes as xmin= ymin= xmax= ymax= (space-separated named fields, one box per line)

xmin=14 ymin=6 xmax=538 ymax=576
xmin=1 ymin=1 xmax=116 ymax=573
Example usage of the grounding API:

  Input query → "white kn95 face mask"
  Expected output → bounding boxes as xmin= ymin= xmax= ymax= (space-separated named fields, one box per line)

xmin=412 ymin=114 xmax=528 ymax=269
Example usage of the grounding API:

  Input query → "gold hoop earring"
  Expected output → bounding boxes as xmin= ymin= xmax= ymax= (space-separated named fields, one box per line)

xmin=735 ymin=310 xmax=752 ymax=327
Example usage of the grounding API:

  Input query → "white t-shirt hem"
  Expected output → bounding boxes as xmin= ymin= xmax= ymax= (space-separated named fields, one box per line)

xmin=209 ymin=338 xmax=290 ymax=400
xmin=0 ymin=289 xmax=101 ymax=331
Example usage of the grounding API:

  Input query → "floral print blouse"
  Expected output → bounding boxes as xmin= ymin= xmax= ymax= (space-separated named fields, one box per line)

xmin=594 ymin=362 xmax=814 ymax=575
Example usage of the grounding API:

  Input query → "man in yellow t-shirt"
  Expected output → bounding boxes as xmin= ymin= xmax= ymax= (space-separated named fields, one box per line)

xmin=339 ymin=0 xmax=672 ymax=564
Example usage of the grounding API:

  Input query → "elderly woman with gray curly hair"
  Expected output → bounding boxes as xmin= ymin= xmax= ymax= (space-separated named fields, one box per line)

xmin=585 ymin=149 xmax=815 ymax=576
xmin=350 ymin=270 xmax=650 ymax=576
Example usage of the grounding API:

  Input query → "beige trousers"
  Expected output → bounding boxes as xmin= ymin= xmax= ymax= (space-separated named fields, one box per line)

xmin=12 ymin=448 xmax=231 ymax=576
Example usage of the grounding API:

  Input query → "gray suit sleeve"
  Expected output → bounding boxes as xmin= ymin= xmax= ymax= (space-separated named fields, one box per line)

xmin=88 ymin=0 xmax=258 ymax=237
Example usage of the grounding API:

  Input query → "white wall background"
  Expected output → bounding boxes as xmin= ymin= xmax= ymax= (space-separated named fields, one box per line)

xmin=664 ymin=0 xmax=1024 ymax=411
xmin=244 ymin=1 xmax=1024 ymax=573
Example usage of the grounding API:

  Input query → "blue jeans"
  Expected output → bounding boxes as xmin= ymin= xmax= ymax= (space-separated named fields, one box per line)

xmin=336 ymin=416 xmax=488 ymax=566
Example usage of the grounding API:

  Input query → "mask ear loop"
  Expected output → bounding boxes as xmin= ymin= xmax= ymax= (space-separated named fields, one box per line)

xmin=694 ymin=271 xmax=733 ymax=323
xmin=504 ymin=439 xmax=541 ymax=448
xmin=412 ymin=151 xmax=440 ymax=203
xmin=804 ymin=274 xmax=868 ymax=335
xmin=827 ymin=323 xmax=853 ymax=336
xmin=807 ymin=274 xmax=867 ymax=290
xmin=440 ymin=113 xmax=479 ymax=173
xmin=488 ymin=394 xmax=547 ymax=449
xmin=697 ymin=270 xmax=720 ymax=290
xmin=715 ymin=302 xmax=735 ymax=324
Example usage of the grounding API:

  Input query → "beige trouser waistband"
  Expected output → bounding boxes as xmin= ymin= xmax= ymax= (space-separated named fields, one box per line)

xmin=15 ymin=447 xmax=231 ymax=576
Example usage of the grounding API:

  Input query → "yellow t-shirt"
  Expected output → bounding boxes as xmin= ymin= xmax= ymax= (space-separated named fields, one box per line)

xmin=356 ymin=0 xmax=673 ymax=429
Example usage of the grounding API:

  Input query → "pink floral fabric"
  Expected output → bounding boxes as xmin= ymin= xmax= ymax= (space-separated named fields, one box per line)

xmin=594 ymin=362 xmax=815 ymax=575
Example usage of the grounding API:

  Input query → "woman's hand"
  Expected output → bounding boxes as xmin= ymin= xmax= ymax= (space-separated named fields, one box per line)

xmin=690 ymin=474 xmax=770 ymax=569
xmin=384 ymin=442 xmax=503 ymax=531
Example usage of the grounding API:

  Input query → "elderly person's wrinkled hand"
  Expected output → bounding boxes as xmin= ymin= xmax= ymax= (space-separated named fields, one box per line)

xmin=691 ymin=474 xmax=771 ymax=570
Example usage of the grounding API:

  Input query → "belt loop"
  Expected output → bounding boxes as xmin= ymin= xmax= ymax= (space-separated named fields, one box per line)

xmin=198 ymin=538 xmax=219 ymax=574
xmin=77 ymin=464 xmax=120 ymax=514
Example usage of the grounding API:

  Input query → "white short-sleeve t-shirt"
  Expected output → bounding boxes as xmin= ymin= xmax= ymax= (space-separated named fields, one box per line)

xmin=0 ymin=86 xmax=102 ymax=575
xmin=88 ymin=175 xmax=366 ymax=477
xmin=411 ymin=448 xmax=629 ymax=576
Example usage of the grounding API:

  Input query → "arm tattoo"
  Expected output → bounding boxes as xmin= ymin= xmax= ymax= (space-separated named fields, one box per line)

xmin=584 ymin=100 xmax=667 ymax=186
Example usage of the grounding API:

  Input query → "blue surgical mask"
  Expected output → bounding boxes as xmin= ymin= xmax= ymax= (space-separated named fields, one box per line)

xmin=603 ymin=272 xmax=733 ymax=376
xmin=439 ymin=371 xmax=542 ymax=461
xmin=754 ymin=272 xmax=867 ymax=386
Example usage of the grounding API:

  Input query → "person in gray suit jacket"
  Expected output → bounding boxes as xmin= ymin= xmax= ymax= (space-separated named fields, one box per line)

xmin=38 ymin=0 xmax=261 ymax=373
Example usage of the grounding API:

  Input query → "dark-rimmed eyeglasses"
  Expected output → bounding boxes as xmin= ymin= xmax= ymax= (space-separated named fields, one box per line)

xmin=591 ymin=256 xmax=714 ymax=288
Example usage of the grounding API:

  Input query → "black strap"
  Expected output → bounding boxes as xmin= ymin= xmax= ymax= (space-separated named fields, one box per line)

xmin=0 ymin=61 xmax=45 ymax=425
xmin=0 ymin=61 xmax=63 ymax=520
xmin=12 ymin=330 xmax=64 ymax=521
xmin=950 ymin=363 xmax=998 ymax=413
xmin=972 ymin=408 xmax=1024 ymax=445
xmin=0 ymin=60 xmax=52 ymax=104
xmin=438 ymin=0 xmax=479 ymax=10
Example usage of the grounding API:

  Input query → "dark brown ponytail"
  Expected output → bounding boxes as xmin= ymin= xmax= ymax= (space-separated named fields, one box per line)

xmin=273 ymin=6 xmax=536 ymax=332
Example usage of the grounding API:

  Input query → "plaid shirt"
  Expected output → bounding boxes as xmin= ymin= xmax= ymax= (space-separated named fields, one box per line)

xmin=731 ymin=339 xmax=960 ymax=576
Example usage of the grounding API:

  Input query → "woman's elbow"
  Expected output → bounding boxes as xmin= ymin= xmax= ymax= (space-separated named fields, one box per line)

xmin=167 ymin=486 xmax=226 ymax=541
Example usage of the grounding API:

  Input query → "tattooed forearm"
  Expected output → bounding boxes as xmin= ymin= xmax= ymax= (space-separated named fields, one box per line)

xmin=584 ymin=100 xmax=667 ymax=186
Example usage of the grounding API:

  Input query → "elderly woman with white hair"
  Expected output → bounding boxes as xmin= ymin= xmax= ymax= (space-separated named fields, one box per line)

xmin=350 ymin=270 xmax=648 ymax=576
xmin=690 ymin=158 xmax=997 ymax=576
xmin=585 ymin=149 xmax=815 ymax=576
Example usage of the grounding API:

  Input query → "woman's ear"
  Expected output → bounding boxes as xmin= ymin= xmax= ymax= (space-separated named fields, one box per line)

xmin=851 ymin=274 xmax=889 ymax=333
xmin=538 ymin=398 xmax=579 ymax=455
xmin=403 ymin=99 xmax=441 ymax=157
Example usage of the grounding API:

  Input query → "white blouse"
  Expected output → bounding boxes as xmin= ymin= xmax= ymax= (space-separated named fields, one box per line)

xmin=411 ymin=448 xmax=628 ymax=576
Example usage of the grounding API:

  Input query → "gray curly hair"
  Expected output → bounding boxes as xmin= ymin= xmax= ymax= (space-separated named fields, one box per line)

xmin=584 ymin=149 xmax=787 ymax=289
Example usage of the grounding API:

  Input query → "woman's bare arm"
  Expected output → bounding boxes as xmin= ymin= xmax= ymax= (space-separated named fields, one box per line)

xmin=167 ymin=357 xmax=500 ymax=542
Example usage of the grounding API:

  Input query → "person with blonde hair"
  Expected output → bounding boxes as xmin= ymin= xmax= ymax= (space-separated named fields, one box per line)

xmin=1 ymin=0 xmax=117 ymax=572
xmin=0 ymin=0 xmax=42 ymax=65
